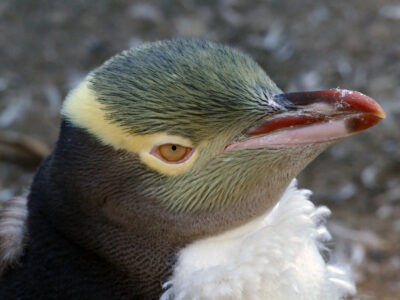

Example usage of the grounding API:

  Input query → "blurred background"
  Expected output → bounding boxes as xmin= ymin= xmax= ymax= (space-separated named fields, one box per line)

xmin=0 ymin=0 xmax=399 ymax=298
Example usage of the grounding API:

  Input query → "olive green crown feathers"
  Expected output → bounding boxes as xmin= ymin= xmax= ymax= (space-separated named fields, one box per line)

xmin=88 ymin=38 xmax=282 ymax=144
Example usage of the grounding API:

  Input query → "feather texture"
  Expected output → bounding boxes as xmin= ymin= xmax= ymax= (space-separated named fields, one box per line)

xmin=0 ymin=196 xmax=27 ymax=273
xmin=161 ymin=180 xmax=355 ymax=300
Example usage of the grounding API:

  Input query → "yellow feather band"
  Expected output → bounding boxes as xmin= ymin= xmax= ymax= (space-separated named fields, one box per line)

xmin=62 ymin=80 xmax=198 ymax=176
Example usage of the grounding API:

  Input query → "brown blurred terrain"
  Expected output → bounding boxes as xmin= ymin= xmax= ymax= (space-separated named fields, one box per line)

xmin=0 ymin=0 xmax=399 ymax=298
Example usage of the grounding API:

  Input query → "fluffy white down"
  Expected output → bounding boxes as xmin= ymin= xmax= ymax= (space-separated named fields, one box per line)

xmin=161 ymin=180 xmax=355 ymax=300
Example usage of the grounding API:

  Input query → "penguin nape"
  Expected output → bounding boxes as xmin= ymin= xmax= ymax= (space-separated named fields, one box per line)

xmin=0 ymin=38 xmax=385 ymax=299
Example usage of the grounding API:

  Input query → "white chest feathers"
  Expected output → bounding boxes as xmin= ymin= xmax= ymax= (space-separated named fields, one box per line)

xmin=161 ymin=180 xmax=355 ymax=300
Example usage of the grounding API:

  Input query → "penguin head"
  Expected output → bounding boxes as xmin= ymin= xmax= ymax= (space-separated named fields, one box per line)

xmin=57 ymin=38 xmax=384 ymax=237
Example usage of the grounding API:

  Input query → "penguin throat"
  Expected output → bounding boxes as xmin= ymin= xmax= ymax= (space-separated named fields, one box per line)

xmin=161 ymin=180 xmax=356 ymax=300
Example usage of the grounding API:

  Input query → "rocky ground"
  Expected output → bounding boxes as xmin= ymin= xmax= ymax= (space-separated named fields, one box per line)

xmin=0 ymin=0 xmax=399 ymax=298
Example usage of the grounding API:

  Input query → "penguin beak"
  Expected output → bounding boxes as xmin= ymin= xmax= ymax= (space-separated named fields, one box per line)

xmin=226 ymin=89 xmax=385 ymax=150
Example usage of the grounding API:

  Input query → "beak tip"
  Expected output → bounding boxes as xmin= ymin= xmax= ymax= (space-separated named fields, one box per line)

xmin=345 ymin=114 xmax=384 ymax=134
xmin=334 ymin=89 xmax=386 ymax=120
xmin=376 ymin=107 xmax=386 ymax=120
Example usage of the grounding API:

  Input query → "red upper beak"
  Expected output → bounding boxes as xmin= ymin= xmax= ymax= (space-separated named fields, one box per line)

xmin=226 ymin=89 xmax=385 ymax=151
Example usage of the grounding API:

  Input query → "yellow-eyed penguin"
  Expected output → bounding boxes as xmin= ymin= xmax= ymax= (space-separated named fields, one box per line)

xmin=0 ymin=38 xmax=385 ymax=299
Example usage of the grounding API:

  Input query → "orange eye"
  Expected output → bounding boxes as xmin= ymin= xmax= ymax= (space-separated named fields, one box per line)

xmin=158 ymin=144 xmax=192 ymax=162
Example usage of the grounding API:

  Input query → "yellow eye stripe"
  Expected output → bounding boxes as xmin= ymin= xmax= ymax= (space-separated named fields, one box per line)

xmin=62 ymin=80 xmax=198 ymax=176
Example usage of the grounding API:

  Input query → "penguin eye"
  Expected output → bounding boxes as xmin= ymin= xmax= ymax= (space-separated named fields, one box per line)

xmin=157 ymin=144 xmax=192 ymax=163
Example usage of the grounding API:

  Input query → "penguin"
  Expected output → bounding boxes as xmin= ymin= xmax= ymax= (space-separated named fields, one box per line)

xmin=0 ymin=38 xmax=385 ymax=299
